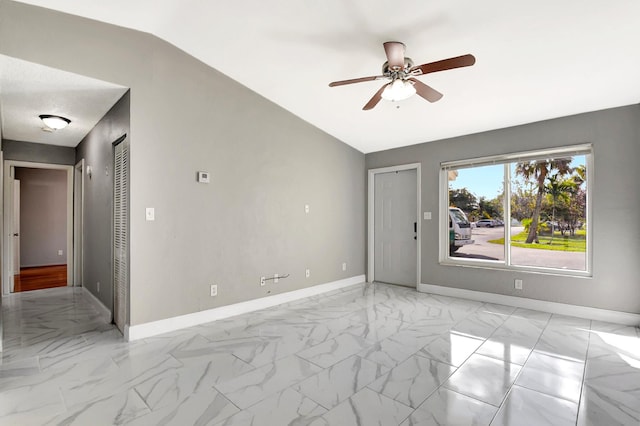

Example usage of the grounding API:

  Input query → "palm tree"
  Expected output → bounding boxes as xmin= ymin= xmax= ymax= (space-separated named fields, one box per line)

xmin=545 ymin=174 xmax=573 ymax=244
xmin=573 ymin=164 xmax=586 ymax=185
xmin=515 ymin=159 xmax=572 ymax=243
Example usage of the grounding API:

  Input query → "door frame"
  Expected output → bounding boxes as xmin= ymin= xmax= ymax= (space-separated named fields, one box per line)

xmin=12 ymin=179 xmax=20 ymax=279
xmin=2 ymin=160 xmax=74 ymax=295
xmin=73 ymin=159 xmax=85 ymax=287
xmin=367 ymin=163 xmax=421 ymax=287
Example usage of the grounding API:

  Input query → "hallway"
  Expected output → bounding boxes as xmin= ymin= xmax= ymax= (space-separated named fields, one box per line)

xmin=13 ymin=265 xmax=68 ymax=293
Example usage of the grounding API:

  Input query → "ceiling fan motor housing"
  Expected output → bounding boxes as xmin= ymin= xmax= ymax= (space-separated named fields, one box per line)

xmin=382 ymin=58 xmax=414 ymax=76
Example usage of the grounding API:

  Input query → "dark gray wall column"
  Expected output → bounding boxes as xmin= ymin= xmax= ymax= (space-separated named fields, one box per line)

xmin=75 ymin=92 xmax=130 ymax=311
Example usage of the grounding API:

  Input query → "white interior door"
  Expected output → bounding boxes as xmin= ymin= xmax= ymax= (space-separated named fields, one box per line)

xmin=12 ymin=179 xmax=20 ymax=278
xmin=374 ymin=169 xmax=417 ymax=286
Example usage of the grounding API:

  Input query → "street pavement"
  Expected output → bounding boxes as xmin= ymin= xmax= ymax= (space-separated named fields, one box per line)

xmin=453 ymin=226 xmax=586 ymax=271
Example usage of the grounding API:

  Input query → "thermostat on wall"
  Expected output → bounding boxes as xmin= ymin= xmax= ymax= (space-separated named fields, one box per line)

xmin=197 ymin=171 xmax=210 ymax=183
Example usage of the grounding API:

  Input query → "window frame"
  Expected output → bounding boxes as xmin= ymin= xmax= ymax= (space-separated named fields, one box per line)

xmin=439 ymin=144 xmax=593 ymax=278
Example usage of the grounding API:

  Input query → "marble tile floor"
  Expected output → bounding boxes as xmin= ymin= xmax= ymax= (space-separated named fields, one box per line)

xmin=1 ymin=284 xmax=639 ymax=425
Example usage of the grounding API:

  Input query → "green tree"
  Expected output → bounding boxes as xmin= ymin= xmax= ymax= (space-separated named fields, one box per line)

xmin=510 ymin=178 xmax=535 ymax=221
xmin=563 ymin=166 xmax=586 ymax=235
xmin=573 ymin=165 xmax=586 ymax=184
xmin=449 ymin=187 xmax=478 ymax=213
xmin=478 ymin=196 xmax=502 ymax=219
xmin=544 ymin=173 xmax=573 ymax=244
xmin=515 ymin=159 xmax=572 ymax=243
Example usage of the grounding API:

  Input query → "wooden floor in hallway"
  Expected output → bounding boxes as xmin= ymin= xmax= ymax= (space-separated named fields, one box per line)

xmin=13 ymin=264 xmax=67 ymax=292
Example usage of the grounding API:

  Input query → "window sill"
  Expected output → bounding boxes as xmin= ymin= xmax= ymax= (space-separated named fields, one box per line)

xmin=439 ymin=258 xmax=592 ymax=279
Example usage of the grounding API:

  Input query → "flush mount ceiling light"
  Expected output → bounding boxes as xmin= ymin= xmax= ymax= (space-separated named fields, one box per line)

xmin=39 ymin=114 xmax=71 ymax=130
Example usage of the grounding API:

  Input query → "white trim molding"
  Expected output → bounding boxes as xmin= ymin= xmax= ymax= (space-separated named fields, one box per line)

xmin=439 ymin=145 xmax=593 ymax=277
xmin=419 ymin=283 xmax=640 ymax=326
xmin=83 ymin=287 xmax=112 ymax=323
xmin=125 ymin=275 xmax=365 ymax=341
xmin=2 ymin=160 xmax=75 ymax=295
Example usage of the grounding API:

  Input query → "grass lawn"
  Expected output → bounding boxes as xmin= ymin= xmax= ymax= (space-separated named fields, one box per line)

xmin=489 ymin=229 xmax=586 ymax=252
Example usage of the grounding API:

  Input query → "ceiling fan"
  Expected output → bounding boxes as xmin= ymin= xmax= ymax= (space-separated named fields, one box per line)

xmin=328 ymin=41 xmax=475 ymax=110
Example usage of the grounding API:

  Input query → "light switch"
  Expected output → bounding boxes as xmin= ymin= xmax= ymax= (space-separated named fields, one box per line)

xmin=146 ymin=207 xmax=155 ymax=221
xmin=424 ymin=212 xmax=432 ymax=220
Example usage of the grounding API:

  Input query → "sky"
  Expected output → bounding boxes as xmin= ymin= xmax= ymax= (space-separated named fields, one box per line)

xmin=450 ymin=156 xmax=586 ymax=200
xmin=452 ymin=165 xmax=504 ymax=199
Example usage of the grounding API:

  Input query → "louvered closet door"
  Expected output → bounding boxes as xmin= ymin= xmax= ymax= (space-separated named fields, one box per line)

xmin=113 ymin=139 xmax=129 ymax=333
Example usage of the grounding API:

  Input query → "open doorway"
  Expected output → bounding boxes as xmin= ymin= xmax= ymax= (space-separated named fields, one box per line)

xmin=2 ymin=161 xmax=73 ymax=295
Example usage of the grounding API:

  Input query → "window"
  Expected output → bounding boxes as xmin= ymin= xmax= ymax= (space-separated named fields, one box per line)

xmin=442 ymin=144 xmax=591 ymax=275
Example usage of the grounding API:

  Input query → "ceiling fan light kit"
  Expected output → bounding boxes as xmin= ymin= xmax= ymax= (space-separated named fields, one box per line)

xmin=329 ymin=41 xmax=475 ymax=110
xmin=381 ymin=79 xmax=416 ymax=102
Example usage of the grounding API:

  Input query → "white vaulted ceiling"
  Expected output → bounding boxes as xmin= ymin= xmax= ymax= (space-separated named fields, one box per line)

xmin=4 ymin=0 xmax=640 ymax=152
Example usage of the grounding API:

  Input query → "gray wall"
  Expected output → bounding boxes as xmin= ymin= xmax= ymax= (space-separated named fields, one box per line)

xmin=0 ymin=1 xmax=366 ymax=325
xmin=367 ymin=104 xmax=640 ymax=314
xmin=3 ymin=140 xmax=75 ymax=165
xmin=14 ymin=168 xmax=67 ymax=267
xmin=0 ymin=105 xmax=3 ymax=352
xmin=75 ymin=92 xmax=130 ymax=311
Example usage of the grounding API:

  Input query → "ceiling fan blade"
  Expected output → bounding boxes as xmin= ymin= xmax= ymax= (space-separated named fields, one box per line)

xmin=329 ymin=76 xmax=384 ymax=87
xmin=408 ymin=78 xmax=443 ymax=103
xmin=363 ymin=83 xmax=389 ymax=110
xmin=411 ymin=54 xmax=476 ymax=75
xmin=383 ymin=41 xmax=406 ymax=70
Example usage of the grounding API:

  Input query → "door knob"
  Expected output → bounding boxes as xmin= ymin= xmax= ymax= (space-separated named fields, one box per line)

xmin=13 ymin=233 xmax=19 ymax=237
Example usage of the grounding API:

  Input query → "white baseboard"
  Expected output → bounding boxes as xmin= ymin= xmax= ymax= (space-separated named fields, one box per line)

xmin=82 ymin=287 xmax=112 ymax=322
xmin=125 ymin=275 xmax=366 ymax=341
xmin=418 ymin=283 xmax=640 ymax=326
xmin=20 ymin=262 xmax=67 ymax=268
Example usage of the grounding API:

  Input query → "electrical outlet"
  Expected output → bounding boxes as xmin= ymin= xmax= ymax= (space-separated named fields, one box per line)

xmin=342 ymin=262 xmax=347 ymax=271
xmin=304 ymin=204 xmax=310 ymax=214
xmin=97 ymin=282 xmax=100 ymax=293
xmin=260 ymin=276 xmax=266 ymax=286
xmin=58 ymin=249 xmax=63 ymax=256
xmin=210 ymin=284 xmax=218 ymax=297
xmin=515 ymin=279 xmax=523 ymax=290
xmin=305 ymin=269 xmax=310 ymax=278
xmin=274 ymin=273 xmax=279 ymax=283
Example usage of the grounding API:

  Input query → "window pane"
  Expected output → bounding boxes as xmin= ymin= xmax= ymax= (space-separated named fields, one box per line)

xmin=509 ymin=156 xmax=587 ymax=271
xmin=447 ymin=164 xmax=505 ymax=262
